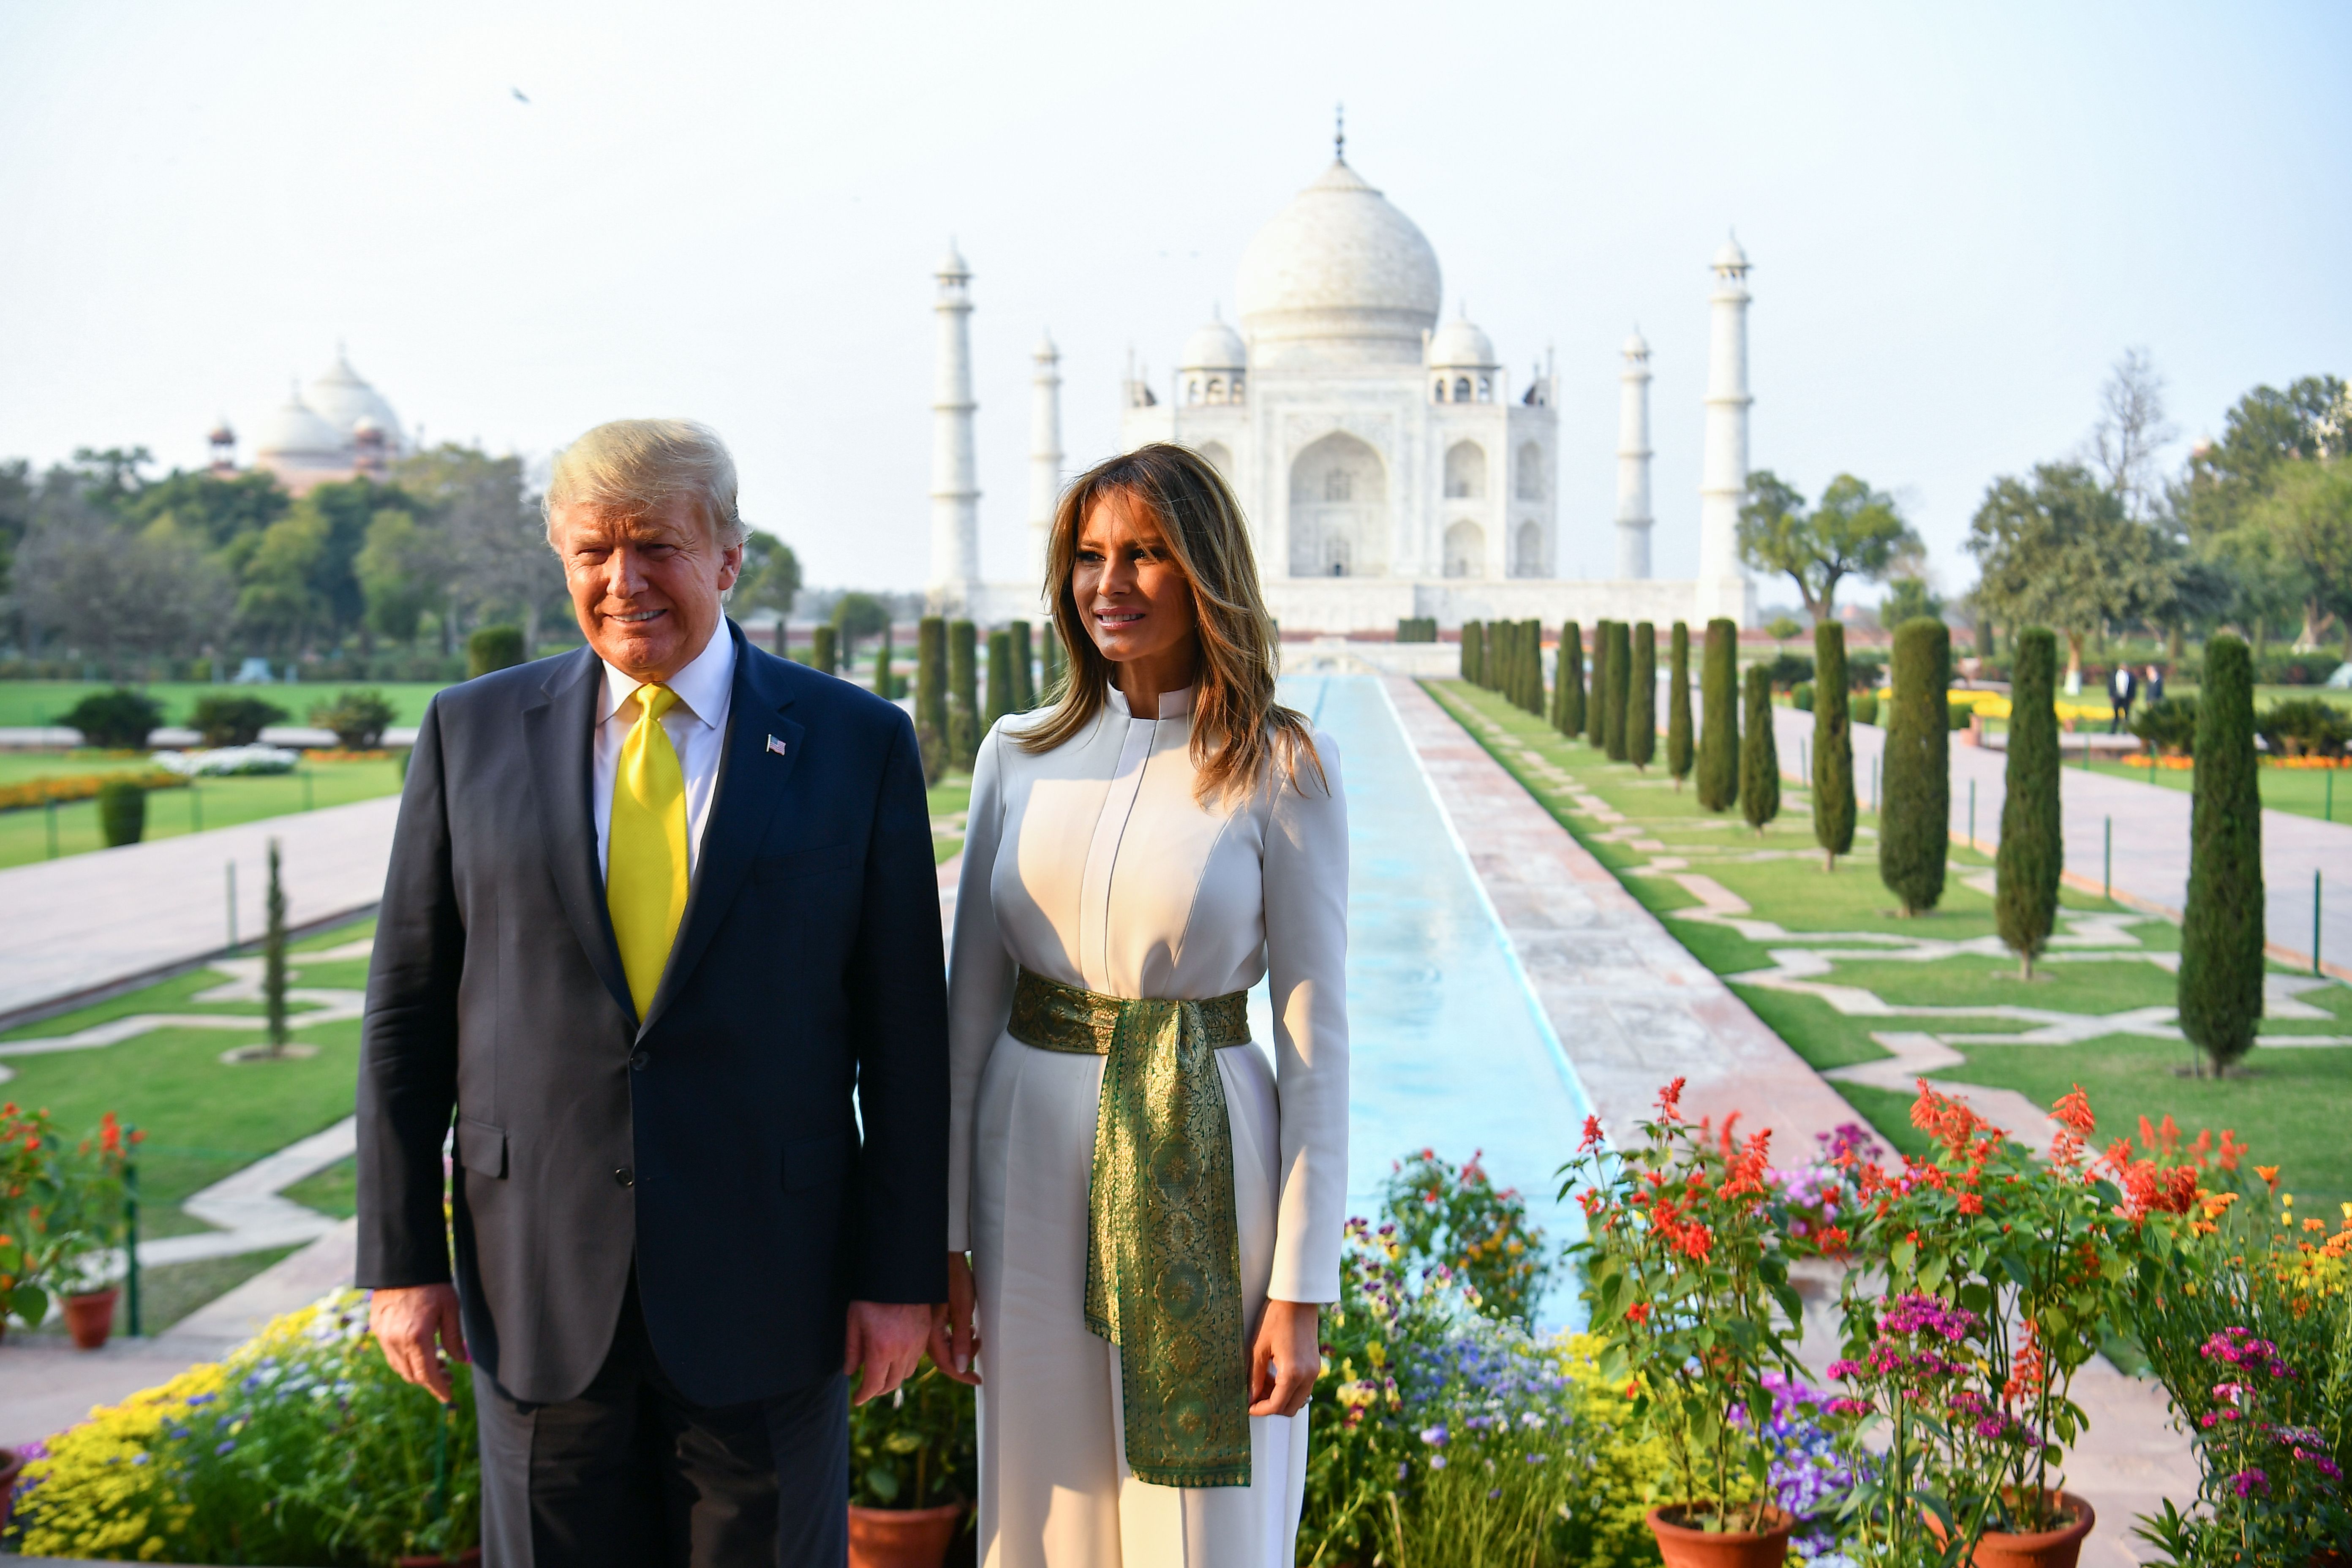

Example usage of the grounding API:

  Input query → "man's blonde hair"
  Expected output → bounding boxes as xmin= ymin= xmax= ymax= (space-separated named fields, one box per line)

xmin=543 ymin=419 xmax=747 ymax=548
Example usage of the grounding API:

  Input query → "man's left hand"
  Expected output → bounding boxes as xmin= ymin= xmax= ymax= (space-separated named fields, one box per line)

xmin=844 ymin=1300 xmax=934 ymax=1405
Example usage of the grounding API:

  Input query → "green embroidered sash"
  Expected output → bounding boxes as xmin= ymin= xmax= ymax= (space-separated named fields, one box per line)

xmin=1006 ymin=966 xmax=1254 ymax=1488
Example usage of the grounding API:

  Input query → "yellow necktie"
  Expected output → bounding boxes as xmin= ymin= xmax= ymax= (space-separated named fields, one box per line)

xmin=608 ymin=684 xmax=689 ymax=1018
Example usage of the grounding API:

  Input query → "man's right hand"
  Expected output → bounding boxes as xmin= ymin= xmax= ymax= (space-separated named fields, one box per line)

xmin=369 ymin=1283 xmax=470 ymax=1403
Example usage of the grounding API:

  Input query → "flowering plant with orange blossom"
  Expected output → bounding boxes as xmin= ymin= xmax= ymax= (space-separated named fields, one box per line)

xmin=1556 ymin=1079 xmax=1802 ymax=1534
xmin=0 ymin=1102 xmax=59 ymax=1328
xmin=6 ymin=1107 xmax=142 ymax=1308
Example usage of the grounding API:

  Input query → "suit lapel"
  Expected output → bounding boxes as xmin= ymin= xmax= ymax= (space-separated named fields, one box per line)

xmin=642 ymin=623 xmax=803 ymax=1036
xmin=522 ymin=647 xmax=637 ymax=1027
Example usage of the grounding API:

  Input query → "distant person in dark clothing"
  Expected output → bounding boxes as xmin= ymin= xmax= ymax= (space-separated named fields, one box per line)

xmin=2146 ymin=664 xmax=2166 ymax=704
xmin=2109 ymin=663 xmax=2137 ymax=732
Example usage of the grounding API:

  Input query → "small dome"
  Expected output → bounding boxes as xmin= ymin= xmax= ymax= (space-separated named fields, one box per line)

xmin=304 ymin=350 xmax=405 ymax=452
xmin=1426 ymin=311 xmax=1494 ymax=369
xmin=1180 ymin=313 xmax=1246 ymax=371
xmin=1236 ymin=157 xmax=1441 ymax=367
xmin=252 ymin=390 xmax=347 ymax=463
xmin=1033 ymin=330 xmax=1059 ymax=361
xmin=1712 ymin=235 xmax=1750 ymax=271
xmin=207 ymin=420 xmax=236 ymax=445
xmin=1621 ymin=330 xmax=1650 ymax=358
xmin=936 ymin=241 xmax=969 ymax=278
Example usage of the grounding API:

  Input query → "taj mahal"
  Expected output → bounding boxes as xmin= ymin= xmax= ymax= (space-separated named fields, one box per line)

xmin=927 ymin=128 xmax=1760 ymax=632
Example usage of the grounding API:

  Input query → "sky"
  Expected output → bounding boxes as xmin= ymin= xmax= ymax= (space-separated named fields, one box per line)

xmin=2 ymin=0 xmax=2347 ymax=600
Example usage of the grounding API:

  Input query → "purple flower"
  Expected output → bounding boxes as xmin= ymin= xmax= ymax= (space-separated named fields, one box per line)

xmin=1419 ymin=1424 xmax=1449 ymax=1447
xmin=1525 ymin=1452 xmax=1549 ymax=1464
xmin=1826 ymin=1359 xmax=1864 ymax=1381
xmin=2230 ymin=1469 xmax=2269 ymax=1498
xmin=215 ymin=1440 xmax=237 ymax=1456
xmin=1429 ymin=1455 xmax=1448 ymax=1471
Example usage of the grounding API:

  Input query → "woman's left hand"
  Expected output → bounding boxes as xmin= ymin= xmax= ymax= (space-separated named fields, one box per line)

xmin=1247 ymin=1298 xmax=1321 ymax=1417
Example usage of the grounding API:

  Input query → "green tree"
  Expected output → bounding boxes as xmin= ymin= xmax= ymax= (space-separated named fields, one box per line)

xmin=875 ymin=623 xmax=897 ymax=700
xmin=191 ymin=693 xmax=288 ymax=747
xmin=1879 ymin=617 xmax=1951 ymax=915
xmin=1604 ymin=620 xmax=1632 ymax=760
xmin=1666 ymin=621 xmax=1693 ymax=788
xmin=2178 ymin=634 xmax=2264 ymax=1075
xmin=833 ymin=591 xmax=890 ymax=666
xmin=2254 ymin=460 xmax=2352 ymax=659
xmin=1739 ymin=665 xmax=1780 ymax=834
xmin=1995 ymin=628 xmax=2061 ymax=978
xmin=466 ymin=625 xmax=524 ymax=678
xmin=1880 ymin=577 xmax=1944 ymax=627
xmin=1040 ymin=619 xmax=1066 ymax=704
xmin=1966 ymin=463 xmax=2171 ymax=690
xmin=1696 ymin=620 xmax=1739 ymax=811
xmin=1587 ymin=620 xmax=1612 ymax=748
xmin=1008 ymin=621 xmax=1036 ymax=710
xmin=263 ymin=838 xmax=290 ymax=1056
xmin=120 ymin=466 xmax=290 ymax=552
xmin=1461 ymin=620 xmax=1484 ymax=684
xmin=397 ymin=445 xmax=559 ymax=655
xmin=985 ymin=629 xmax=1015 ymax=729
xmin=96 ymin=779 xmax=146 ymax=848
xmin=63 ymin=688 xmax=164 ymax=749
xmin=234 ymin=507 xmax=332 ymax=653
xmin=1520 ymin=620 xmax=1545 ymax=715
xmin=14 ymin=512 xmax=231 ymax=675
xmin=948 ymin=619 xmax=980 ymax=770
xmin=917 ymin=616 xmax=949 ymax=758
xmin=1626 ymin=622 xmax=1656 ymax=770
xmin=354 ymin=509 xmax=443 ymax=644
xmin=1811 ymin=621 xmax=1854 ymax=870
xmin=1737 ymin=469 xmax=1922 ymax=622
xmin=309 ymin=689 xmax=397 ymax=749
xmin=736 ymin=531 xmax=802 ymax=655
xmin=809 ymin=624 xmax=838 ymax=675
xmin=1556 ymin=622 xmax=1585 ymax=738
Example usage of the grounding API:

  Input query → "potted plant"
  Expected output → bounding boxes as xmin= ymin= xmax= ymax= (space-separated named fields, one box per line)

xmin=35 ymin=1112 xmax=137 ymax=1350
xmin=1558 ymin=1080 xmax=1807 ymax=1568
xmin=847 ymin=1359 xmax=976 ymax=1568
xmin=1823 ymin=1082 xmax=2123 ymax=1568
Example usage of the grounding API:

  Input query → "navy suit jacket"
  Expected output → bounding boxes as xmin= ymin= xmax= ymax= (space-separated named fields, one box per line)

xmin=355 ymin=621 xmax=949 ymax=1406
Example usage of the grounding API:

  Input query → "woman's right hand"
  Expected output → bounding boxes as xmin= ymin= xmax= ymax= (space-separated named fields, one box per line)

xmin=929 ymin=1251 xmax=982 ymax=1386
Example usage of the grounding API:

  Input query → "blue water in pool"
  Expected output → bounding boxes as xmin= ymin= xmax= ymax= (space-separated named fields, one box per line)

xmin=1249 ymin=674 xmax=1595 ymax=1317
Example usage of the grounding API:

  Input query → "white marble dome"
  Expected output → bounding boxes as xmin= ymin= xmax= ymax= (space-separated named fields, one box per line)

xmin=1712 ymin=236 xmax=1749 ymax=272
xmin=1622 ymin=329 xmax=1651 ymax=358
xmin=1426 ymin=312 xmax=1494 ymax=369
xmin=252 ymin=389 xmax=347 ymax=463
xmin=1236 ymin=158 xmax=1441 ymax=366
xmin=304 ymin=351 xmax=405 ymax=451
xmin=1180 ymin=313 xmax=1247 ymax=370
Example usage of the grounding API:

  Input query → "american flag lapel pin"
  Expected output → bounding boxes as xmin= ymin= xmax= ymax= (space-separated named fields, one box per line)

xmin=766 ymin=734 xmax=788 ymax=758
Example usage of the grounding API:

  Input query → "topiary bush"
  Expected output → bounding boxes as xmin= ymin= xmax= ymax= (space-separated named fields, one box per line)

xmin=1558 ymin=621 xmax=1586 ymax=739
xmin=1397 ymin=616 xmax=1438 ymax=643
xmin=1879 ymin=617 xmax=1951 ymax=915
xmin=1851 ymin=689 xmax=1880 ymax=726
xmin=1790 ymin=681 xmax=1814 ymax=712
xmin=2180 ymin=634 xmax=2264 ymax=1075
xmin=1587 ymin=621 xmax=1612 ymax=748
xmin=1006 ymin=621 xmax=1034 ymax=710
xmin=189 ymin=693 xmax=288 ymax=748
xmin=2132 ymin=696 xmax=2198 ymax=756
xmin=1604 ymin=620 xmax=1631 ymax=761
xmin=1996 ymin=628 xmax=2061 ymax=980
xmin=466 ymin=624 xmax=524 ymax=678
xmin=1812 ymin=622 xmax=1854 ymax=870
xmin=809 ymin=623 xmax=838 ymax=675
xmin=1666 ymin=622 xmax=1693 ymax=788
xmin=1461 ymin=620 xmax=1485 ymax=683
xmin=1739 ymin=665 xmax=1780 ymax=834
xmin=2256 ymin=697 xmax=2352 ymax=758
xmin=307 ymin=689 xmax=396 ymax=750
xmin=1696 ymin=619 xmax=1739 ymax=811
xmin=95 ymin=780 xmax=145 ymax=847
xmin=1627 ymin=623 xmax=1656 ymax=770
xmin=61 ymin=687 xmax=163 ymax=750
xmin=1759 ymin=652 xmax=1815 ymax=691
xmin=1522 ymin=620 xmax=1546 ymax=716
xmin=985 ymin=628 xmax=1015 ymax=730
xmin=917 ymin=615 xmax=949 ymax=742
xmin=948 ymin=619 xmax=979 ymax=770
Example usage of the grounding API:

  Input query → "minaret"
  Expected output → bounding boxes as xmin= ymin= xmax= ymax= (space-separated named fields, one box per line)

xmin=1697 ymin=234 xmax=1753 ymax=620
xmin=1028 ymin=332 xmax=1062 ymax=596
xmin=928 ymin=242 xmax=981 ymax=612
xmin=1615 ymin=331 xmax=1653 ymax=579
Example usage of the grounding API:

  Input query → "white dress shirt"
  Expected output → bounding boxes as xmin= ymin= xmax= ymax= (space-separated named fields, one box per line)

xmin=592 ymin=628 xmax=736 ymax=880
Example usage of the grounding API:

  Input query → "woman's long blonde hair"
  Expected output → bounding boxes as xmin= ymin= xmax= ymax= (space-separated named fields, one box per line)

xmin=1019 ymin=443 xmax=1326 ymax=804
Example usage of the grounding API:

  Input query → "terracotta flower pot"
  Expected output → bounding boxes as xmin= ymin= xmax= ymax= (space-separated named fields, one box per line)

xmin=1646 ymin=1503 xmax=1797 ymax=1568
xmin=1 ymin=1446 xmax=27 ymax=1532
xmin=848 ymin=1501 xmax=965 ymax=1568
xmin=1927 ymin=1491 xmax=2095 ymax=1568
xmin=392 ymin=1550 xmax=480 ymax=1567
xmin=63 ymin=1288 xmax=118 ymax=1350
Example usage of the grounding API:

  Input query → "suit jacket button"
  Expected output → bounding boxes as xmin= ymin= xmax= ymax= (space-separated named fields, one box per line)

xmin=614 ymin=1165 xmax=634 ymax=1188
xmin=629 ymin=1050 xmax=650 ymax=1071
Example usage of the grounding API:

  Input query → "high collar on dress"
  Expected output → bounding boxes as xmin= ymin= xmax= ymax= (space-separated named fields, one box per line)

xmin=1105 ymin=683 xmax=1195 ymax=720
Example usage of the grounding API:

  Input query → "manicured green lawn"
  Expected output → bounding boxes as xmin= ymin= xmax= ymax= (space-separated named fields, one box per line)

xmin=2083 ymin=754 xmax=2352 ymax=824
xmin=0 ymin=757 xmax=403 ymax=870
xmin=283 ymin=1157 xmax=356 ymax=1220
xmin=930 ymin=774 xmax=971 ymax=865
xmin=0 ymin=680 xmax=452 ymax=730
xmin=1426 ymin=678 xmax=2352 ymax=1217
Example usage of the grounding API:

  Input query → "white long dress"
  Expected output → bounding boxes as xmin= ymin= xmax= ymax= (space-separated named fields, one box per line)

xmin=946 ymin=685 xmax=1350 ymax=1568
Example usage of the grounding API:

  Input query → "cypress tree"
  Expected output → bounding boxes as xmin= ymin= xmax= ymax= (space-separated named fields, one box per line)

xmin=1521 ymin=620 xmax=1545 ymax=715
xmin=1007 ymin=620 xmax=1035 ymax=709
xmin=1040 ymin=618 xmax=1067 ymax=703
xmin=1587 ymin=621 xmax=1612 ymax=747
xmin=1557 ymin=621 xmax=1585 ymax=738
xmin=1666 ymin=621 xmax=1693 ymax=788
xmin=1604 ymin=619 xmax=1632 ymax=760
xmin=1500 ymin=620 xmax=1520 ymax=696
xmin=264 ymin=837 xmax=289 ymax=1055
xmin=948 ymin=618 xmax=980 ymax=770
xmin=916 ymin=615 xmax=949 ymax=779
xmin=1462 ymin=621 xmax=1484 ymax=683
xmin=985 ymin=629 xmax=1015 ymax=730
xmin=2179 ymin=633 xmax=2264 ymax=1075
xmin=1740 ymin=664 xmax=1780 ymax=833
xmin=1627 ymin=622 xmax=1657 ymax=770
xmin=1696 ymin=618 xmax=1739 ymax=811
xmin=1812 ymin=621 xmax=1855 ymax=870
xmin=1880 ymin=617 xmax=1951 ymax=915
xmin=1996 ymin=627 xmax=2061 ymax=977
xmin=811 ymin=623 xmax=838 ymax=676
xmin=875 ymin=623 xmax=896 ymax=701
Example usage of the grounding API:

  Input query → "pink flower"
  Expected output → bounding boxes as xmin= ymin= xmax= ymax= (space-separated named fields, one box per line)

xmin=2230 ymin=1469 xmax=2269 ymax=1498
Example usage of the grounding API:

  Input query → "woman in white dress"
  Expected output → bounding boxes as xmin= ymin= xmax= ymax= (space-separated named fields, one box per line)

xmin=928 ymin=443 xmax=1349 ymax=1567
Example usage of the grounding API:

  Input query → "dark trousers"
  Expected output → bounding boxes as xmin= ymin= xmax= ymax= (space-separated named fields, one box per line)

xmin=473 ymin=1277 xmax=848 ymax=1568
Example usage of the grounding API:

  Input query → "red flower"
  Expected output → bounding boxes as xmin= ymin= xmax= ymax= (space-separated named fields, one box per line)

xmin=1816 ymin=1226 xmax=1852 ymax=1255
xmin=1626 ymin=1301 xmax=1652 ymax=1325
xmin=1656 ymin=1077 xmax=1687 ymax=1122
xmin=2050 ymin=1084 xmax=2095 ymax=1137
xmin=1957 ymin=1192 xmax=1984 ymax=1216
xmin=1579 ymin=1114 xmax=1606 ymax=1152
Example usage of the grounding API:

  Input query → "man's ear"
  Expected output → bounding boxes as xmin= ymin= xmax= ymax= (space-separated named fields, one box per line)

xmin=716 ymin=540 xmax=745 ymax=594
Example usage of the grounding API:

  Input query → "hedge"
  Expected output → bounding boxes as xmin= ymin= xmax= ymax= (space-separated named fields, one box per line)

xmin=0 ymin=770 xmax=188 ymax=813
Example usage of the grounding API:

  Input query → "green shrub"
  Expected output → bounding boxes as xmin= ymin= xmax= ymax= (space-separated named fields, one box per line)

xmin=95 ymin=780 xmax=145 ymax=847
xmin=1696 ymin=619 xmax=1739 ymax=811
xmin=876 ymin=624 xmax=899 ymax=703
xmin=1759 ymin=651 xmax=1814 ymax=691
xmin=190 ymin=693 xmax=289 ymax=748
xmin=1040 ymin=620 xmax=1067 ymax=704
xmin=1847 ymin=653 xmax=1886 ymax=692
xmin=466 ymin=623 xmax=525 ymax=678
xmin=2257 ymin=697 xmax=2352 ymax=758
xmin=307 ymin=689 xmax=396 ymax=749
xmin=1946 ymin=702 xmax=1975 ymax=732
xmin=1627 ymin=623 xmax=1656 ymax=770
xmin=1851 ymin=689 xmax=1880 ymax=726
xmin=2132 ymin=695 xmax=2197 ymax=756
xmin=1666 ymin=622 xmax=1693 ymax=787
xmin=985 ymin=629 xmax=1015 ymax=730
xmin=1790 ymin=681 xmax=1814 ymax=712
xmin=1812 ymin=621 xmax=1854 ymax=869
xmin=61 ymin=687 xmax=163 ymax=749
xmin=1739 ymin=665 xmax=1780 ymax=833
xmin=1557 ymin=621 xmax=1586 ymax=738
xmin=1006 ymin=621 xmax=1034 ymax=710
xmin=2180 ymin=634 xmax=2264 ymax=1074
xmin=1604 ymin=621 xmax=1631 ymax=760
xmin=914 ymin=719 xmax=947 ymax=787
xmin=1996 ymin=628 xmax=2061 ymax=980
xmin=948 ymin=620 xmax=979 ymax=769
xmin=917 ymin=616 xmax=949 ymax=742
xmin=848 ymin=1362 xmax=976 ymax=1509
xmin=1521 ymin=620 xmax=1546 ymax=716
xmin=810 ymin=623 xmax=838 ymax=675
xmin=1587 ymin=620 xmax=1611 ymax=748
xmin=1397 ymin=616 xmax=1438 ymax=643
xmin=1461 ymin=620 xmax=1484 ymax=683
xmin=1879 ymin=617 xmax=1951 ymax=915
xmin=832 ymin=591 xmax=890 ymax=659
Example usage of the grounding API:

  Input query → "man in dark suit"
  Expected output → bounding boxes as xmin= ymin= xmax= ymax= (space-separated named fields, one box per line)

xmin=357 ymin=419 xmax=947 ymax=1567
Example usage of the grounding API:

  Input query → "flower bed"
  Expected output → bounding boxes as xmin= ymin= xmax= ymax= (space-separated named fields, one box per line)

xmin=0 ymin=770 xmax=189 ymax=812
